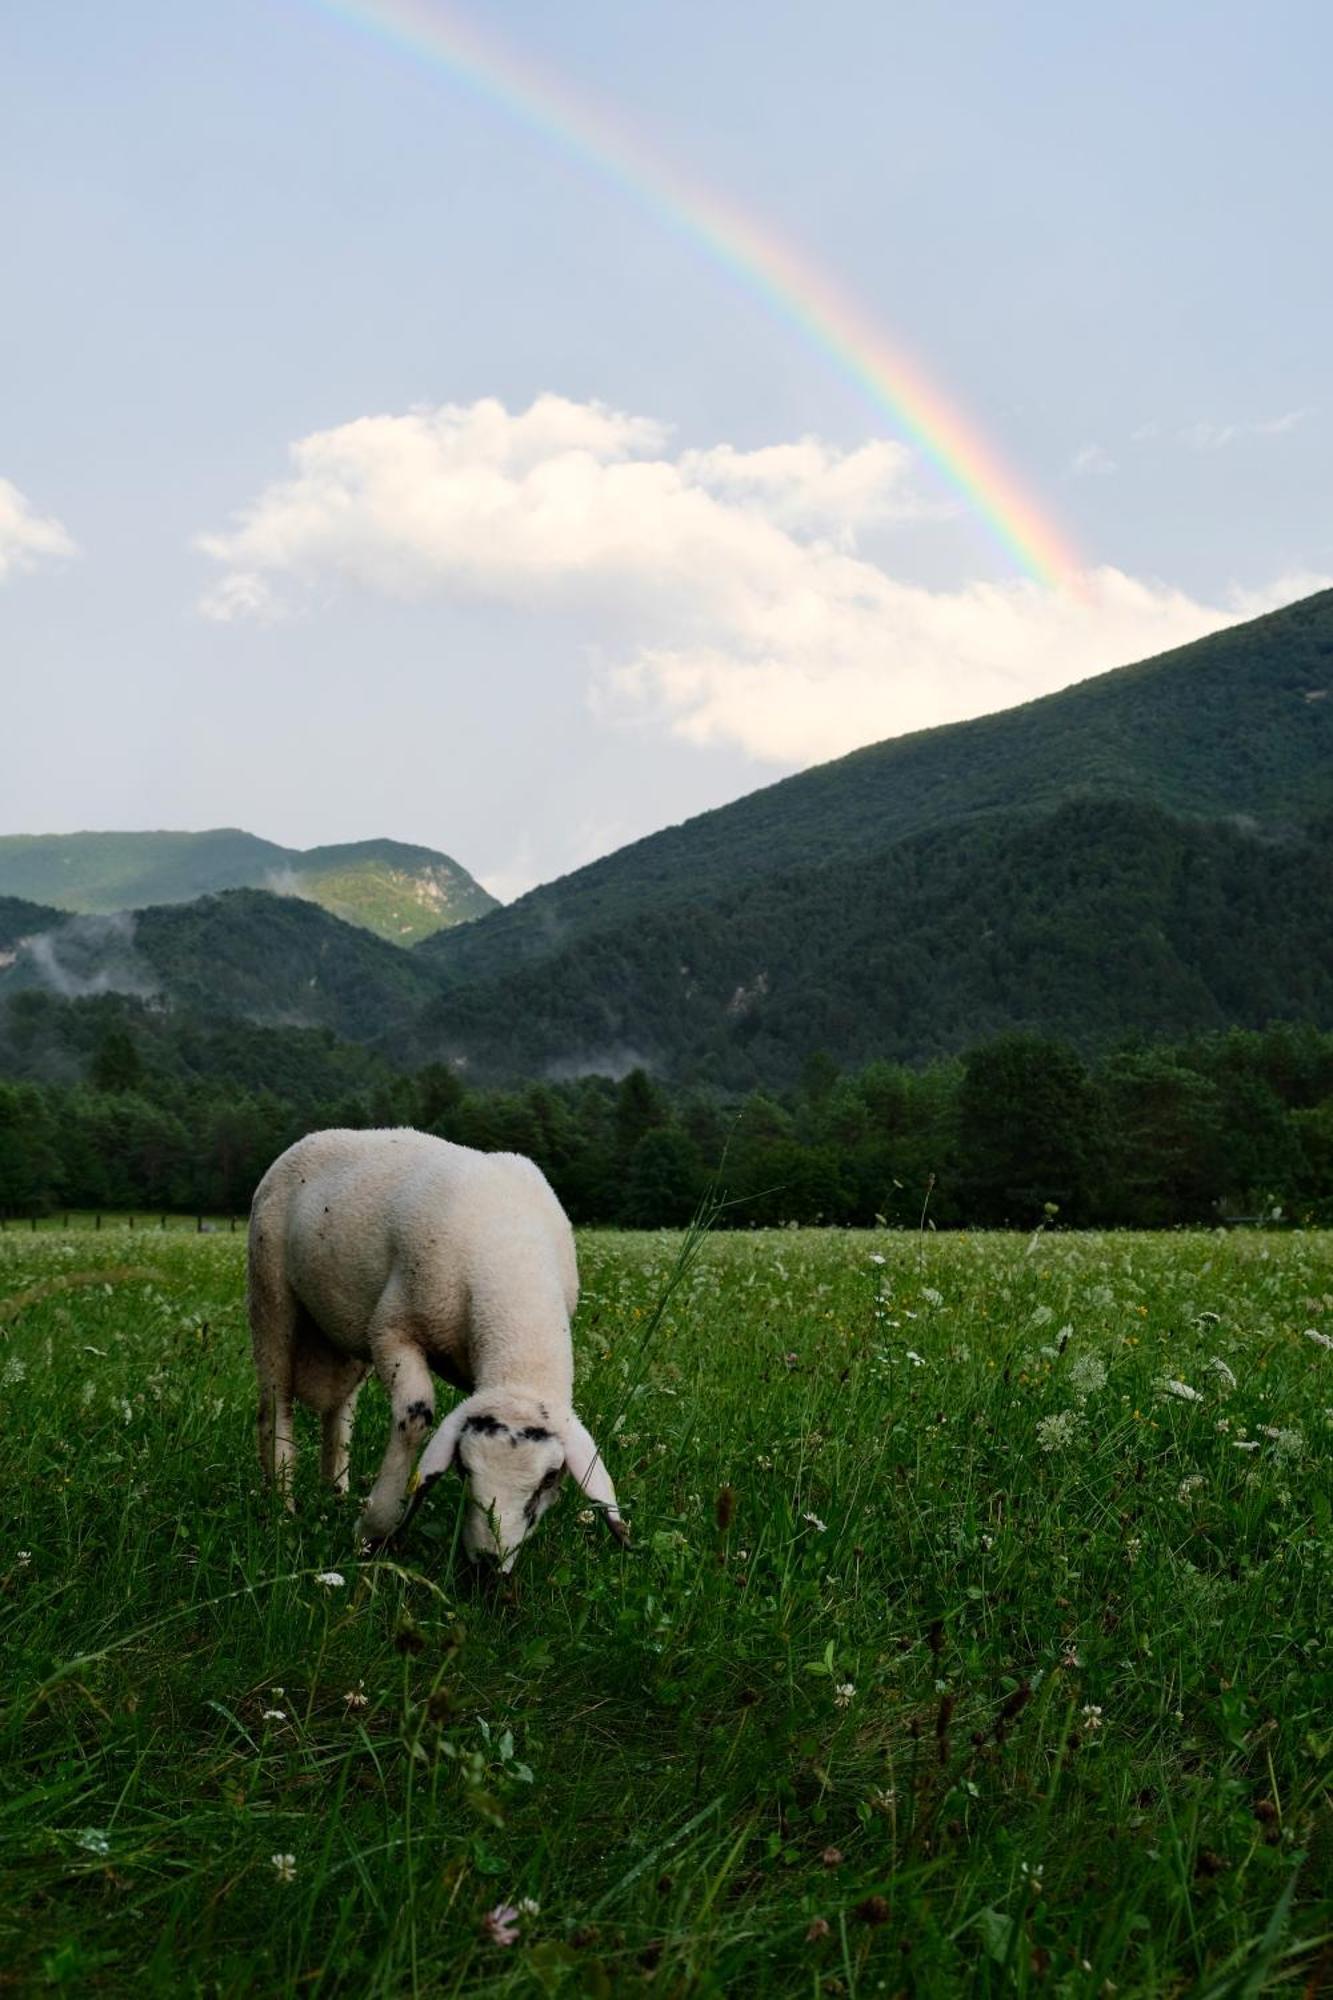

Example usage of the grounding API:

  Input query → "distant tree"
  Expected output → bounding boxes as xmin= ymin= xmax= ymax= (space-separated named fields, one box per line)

xmin=415 ymin=1063 xmax=466 ymax=1132
xmin=614 ymin=1069 xmax=667 ymax=1158
xmin=620 ymin=1127 xmax=705 ymax=1228
xmin=958 ymin=1034 xmax=1104 ymax=1225
xmin=91 ymin=1024 xmax=143 ymax=1093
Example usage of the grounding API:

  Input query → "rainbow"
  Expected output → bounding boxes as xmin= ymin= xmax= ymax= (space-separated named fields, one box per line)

xmin=298 ymin=0 xmax=1083 ymax=589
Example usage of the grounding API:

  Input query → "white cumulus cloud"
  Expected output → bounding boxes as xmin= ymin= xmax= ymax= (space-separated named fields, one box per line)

xmin=0 ymin=477 xmax=77 ymax=582
xmin=196 ymin=394 xmax=1329 ymax=764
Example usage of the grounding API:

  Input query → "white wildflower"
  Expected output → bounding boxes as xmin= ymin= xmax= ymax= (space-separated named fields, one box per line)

xmin=271 ymin=1852 xmax=297 ymax=1883
xmin=1177 ymin=1474 xmax=1205 ymax=1503
xmin=1080 ymin=1704 xmax=1104 ymax=1732
xmin=576 ymin=1507 xmax=595 ymax=1525
xmin=1125 ymin=1537 xmax=1143 ymax=1565
xmin=343 ymin=1685 xmax=368 ymax=1710
xmin=921 ymin=1287 xmax=943 ymax=1306
xmin=802 ymin=1512 xmax=827 ymax=1532
xmin=517 ymin=1896 xmax=541 ymax=1918
xmin=905 ymin=1349 xmax=925 ymax=1367
xmin=17 ymin=1550 xmax=31 ymax=1566
xmin=1068 ymin=1353 xmax=1107 ymax=1399
xmin=1160 ymin=1378 xmax=1203 ymax=1403
xmin=868 ymin=1253 xmax=886 ymax=1266
xmin=75 ymin=1828 xmax=110 ymax=1857
xmin=262 ymin=1708 xmax=287 ymax=1722
xmin=1030 ymin=1305 xmax=1054 ymax=1327
xmin=1 ymin=1356 xmax=27 ymax=1387
xmin=1036 ymin=1410 xmax=1079 ymax=1452
xmin=1206 ymin=1357 xmax=1237 ymax=1389
xmin=1304 ymin=1328 xmax=1333 ymax=1350
xmin=1273 ymin=1426 xmax=1305 ymax=1464
xmin=314 ymin=1570 xmax=346 ymax=1589
xmin=834 ymin=1683 xmax=856 ymax=1708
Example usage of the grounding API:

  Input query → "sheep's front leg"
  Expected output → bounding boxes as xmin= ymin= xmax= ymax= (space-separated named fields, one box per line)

xmin=357 ymin=1337 xmax=436 ymax=1543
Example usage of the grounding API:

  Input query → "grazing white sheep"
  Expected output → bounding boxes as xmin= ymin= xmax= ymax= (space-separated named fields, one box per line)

xmin=247 ymin=1128 xmax=626 ymax=1568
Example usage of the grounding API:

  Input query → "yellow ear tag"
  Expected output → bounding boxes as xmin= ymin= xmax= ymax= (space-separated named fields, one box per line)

xmin=406 ymin=1467 xmax=420 ymax=1496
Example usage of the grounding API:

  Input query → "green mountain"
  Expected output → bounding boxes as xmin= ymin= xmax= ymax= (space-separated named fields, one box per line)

xmin=413 ymin=589 xmax=1333 ymax=1081
xmin=420 ymin=588 xmax=1333 ymax=984
xmin=0 ymin=830 xmax=497 ymax=944
xmin=0 ymin=890 xmax=438 ymax=1046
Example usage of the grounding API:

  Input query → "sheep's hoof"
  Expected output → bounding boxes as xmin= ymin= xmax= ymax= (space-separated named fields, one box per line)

xmin=608 ymin=1516 xmax=631 ymax=1548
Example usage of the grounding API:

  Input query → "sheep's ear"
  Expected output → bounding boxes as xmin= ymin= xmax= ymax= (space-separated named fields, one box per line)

xmin=562 ymin=1412 xmax=629 ymax=1546
xmin=411 ymin=1398 xmax=471 ymax=1497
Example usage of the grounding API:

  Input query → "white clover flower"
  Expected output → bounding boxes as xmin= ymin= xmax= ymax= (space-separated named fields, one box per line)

xmin=576 ymin=1507 xmax=595 ymax=1526
xmin=1177 ymin=1474 xmax=1205 ymax=1503
xmin=834 ymin=1683 xmax=856 ymax=1708
xmin=1 ymin=1356 xmax=27 ymax=1387
xmin=262 ymin=1708 xmax=287 ymax=1722
xmin=314 ymin=1571 xmax=346 ymax=1589
xmin=1160 ymin=1379 xmax=1203 ymax=1403
xmin=17 ymin=1550 xmax=31 ymax=1565
xmin=271 ymin=1852 xmax=297 ymax=1883
xmin=868 ymin=1253 xmax=886 ymax=1266
xmin=1206 ymin=1357 xmax=1237 ymax=1389
xmin=905 ymin=1349 xmax=925 ymax=1367
xmin=1036 ymin=1410 xmax=1079 ymax=1452
xmin=1080 ymin=1704 xmax=1104 ymax=1731
xmin=1304 ymin=1328 xmax=1333 ymax=1350
xmin=343 ymin=1685 xmax=369 ymax=1710
xmin=76 ymin=1828 xmax=110 ymax=1857
xmin=517 ymin=1896 xmax=541 ymax=1918
xmin=1233 ymin=1438 xmax=1261 ymax=1451
xmin=802 ymin=1512 xmax=827 ymax=1532
xmin=921 ymin=1287 xmax=943 ymax=1306
xmin=1125 ymin=1537 xmax=1143 ymax=1565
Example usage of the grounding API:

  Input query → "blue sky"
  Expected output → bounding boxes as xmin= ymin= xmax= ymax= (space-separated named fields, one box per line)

xmin=3 ymin=0 xmax=1329 ymax=896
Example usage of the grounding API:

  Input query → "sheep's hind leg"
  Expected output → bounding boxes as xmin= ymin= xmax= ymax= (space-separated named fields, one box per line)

xmin=357 ymin=1334 xmax=436 ymax=1544
xmin=292 ymin=1326 xmax=368 ymax=1498
xmin=249 ymin=1269 xmax=299 ymax=1506
xmin=320 ymin=1386 xmax=363 ymax=1495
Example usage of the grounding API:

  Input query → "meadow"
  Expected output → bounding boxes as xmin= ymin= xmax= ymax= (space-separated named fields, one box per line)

xmin=2 ymin=1223 xmax=1331 ymax=1997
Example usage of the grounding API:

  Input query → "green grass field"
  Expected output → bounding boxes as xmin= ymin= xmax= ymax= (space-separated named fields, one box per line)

xmin=2 ymin=1225 xmax=1331 ymax=1996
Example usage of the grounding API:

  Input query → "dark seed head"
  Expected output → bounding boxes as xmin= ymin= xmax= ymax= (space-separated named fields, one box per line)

xmin=853 ymin=1895 xmax=890 ymax=1926
xmin=715 ymin=1486 xmax=736 ymax=1532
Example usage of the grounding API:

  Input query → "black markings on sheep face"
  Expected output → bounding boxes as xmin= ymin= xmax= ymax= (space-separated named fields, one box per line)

xmin=463 ymin=1411 xmax=506 ymax=1437
xmin=454 ymin=1417 xmax=568 ymax=1566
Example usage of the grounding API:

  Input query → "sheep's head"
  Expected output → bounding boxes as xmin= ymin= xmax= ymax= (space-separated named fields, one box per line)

xmin=412 ymin=1392 xmax=627 ymax=1571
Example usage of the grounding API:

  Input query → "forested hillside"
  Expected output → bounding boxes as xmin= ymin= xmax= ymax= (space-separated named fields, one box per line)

xmin=0 ymin=890 xmax=438 ymax=1044
xmin=420 ymin=588 xmax=1333 ymax=984
xmin=0 ymin=829 xmax=497 ymax=943
xmin=410 ymin=801 xmax=1333 ymax=1084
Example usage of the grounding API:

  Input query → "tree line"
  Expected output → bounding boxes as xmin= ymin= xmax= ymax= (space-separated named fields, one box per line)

xmin=1 ymin=996 xmax=1330 ymax=1228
